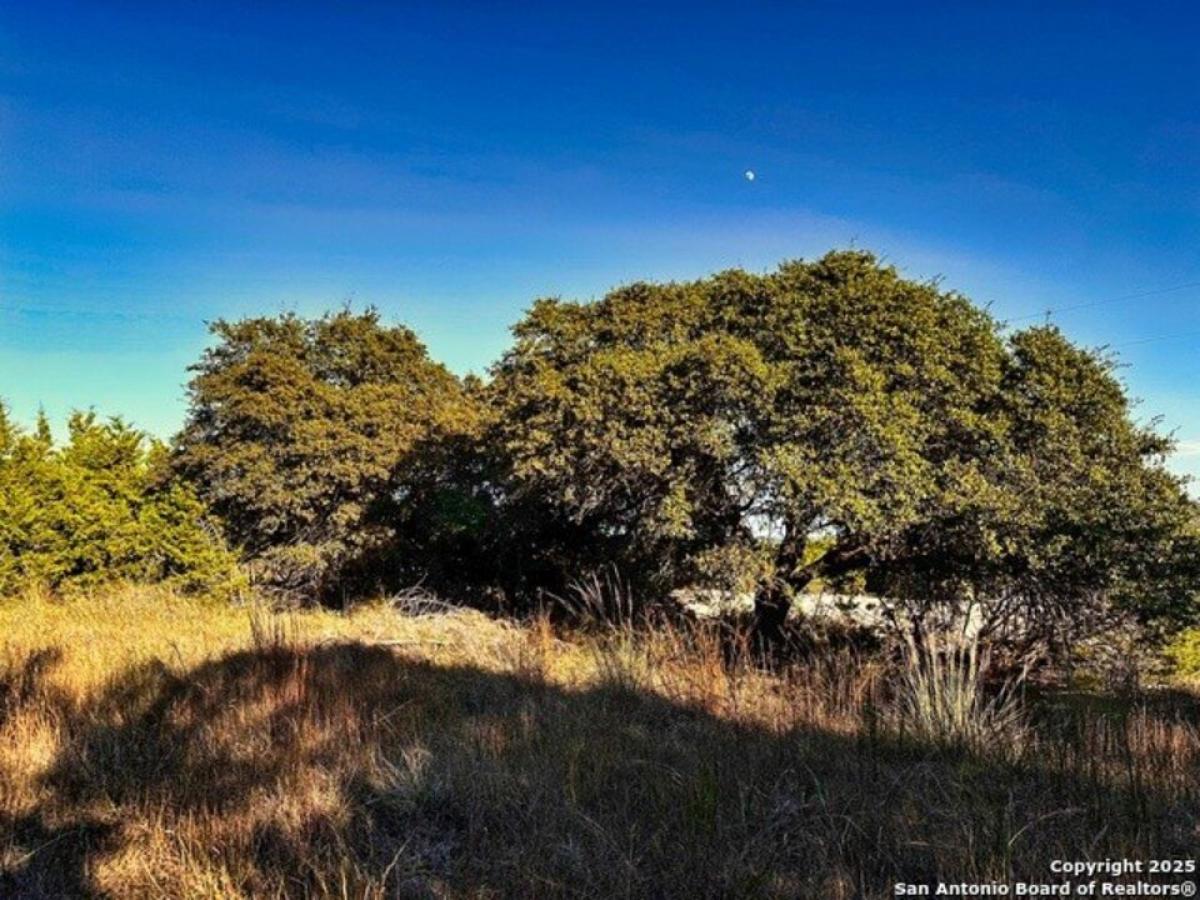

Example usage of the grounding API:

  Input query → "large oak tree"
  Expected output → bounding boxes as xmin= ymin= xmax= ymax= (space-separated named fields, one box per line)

xmin=488 ymin=251 xmax=1199 ymax=648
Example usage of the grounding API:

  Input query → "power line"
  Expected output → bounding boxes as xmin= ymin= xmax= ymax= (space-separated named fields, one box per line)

xmin=1006 ymin=280 xmax=1200 ymax=324
xmin=0 ymin=304 xmax=199 ymax=323
xmin=1111 ymin=328 xmax=1200 ymax=349
xmin=3 ymin=290 xmax=1199 ymax=350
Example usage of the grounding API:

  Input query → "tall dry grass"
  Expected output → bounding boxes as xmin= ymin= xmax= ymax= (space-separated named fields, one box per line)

xmin=894 ymin=632 xmax=1028 ymax=753
xmin=1 ymin=585 xmax=1197 ymax=898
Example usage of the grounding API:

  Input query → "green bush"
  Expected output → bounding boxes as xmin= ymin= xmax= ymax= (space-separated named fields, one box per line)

xmin=0 ymin=406 xmax=240 ymax=597
xmin=1166 ymin=628 xmax=1200 ymax=681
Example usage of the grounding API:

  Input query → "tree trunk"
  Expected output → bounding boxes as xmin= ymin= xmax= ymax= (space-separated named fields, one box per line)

xmin=753 ymin=579 xmax=794 ymax=645
xmin=753 ymin=532 xmax=869 ymax=646
xmin=753 ymin=526 xmax=807 ymax=645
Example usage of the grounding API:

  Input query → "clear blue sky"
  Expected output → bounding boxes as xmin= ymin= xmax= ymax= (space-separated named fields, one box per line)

xmin=2 ymin=2 xmax=1198 ymax=483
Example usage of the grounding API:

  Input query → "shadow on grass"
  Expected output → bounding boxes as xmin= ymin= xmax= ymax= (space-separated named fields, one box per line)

xmin=2 ymin=640 xmax=1198 ymax=898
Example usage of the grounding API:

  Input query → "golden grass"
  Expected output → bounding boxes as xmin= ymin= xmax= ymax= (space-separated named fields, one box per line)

xmin=2 ymin=586 xmax=1198 ymax=898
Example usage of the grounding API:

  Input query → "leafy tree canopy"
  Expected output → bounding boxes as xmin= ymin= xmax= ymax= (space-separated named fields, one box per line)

xmin=488 ymin=251 xmax=1199 ymax=645
xmin=173 ymin=308 xmax=478 ymax=600
xmin=0 ymin=407 xmax=238 ymax=596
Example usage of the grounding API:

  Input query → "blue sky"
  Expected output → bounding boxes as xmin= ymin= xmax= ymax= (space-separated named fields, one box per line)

xmin=2 ymin=2 xmax=1198 ymax=482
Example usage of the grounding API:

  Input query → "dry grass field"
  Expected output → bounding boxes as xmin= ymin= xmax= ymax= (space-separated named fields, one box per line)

xmin=2 ymin=586 xmax=1198 ymax=898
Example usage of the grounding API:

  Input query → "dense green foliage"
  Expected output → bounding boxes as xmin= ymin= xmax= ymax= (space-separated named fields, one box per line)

xmin=936 ymin=326 xmax=1199 ymax=647
xmin=1166 ymin=627 xmax=1200 ymax=679
xmin=0 ymin=407 xmax=238 ymax=596
xmin=172 ymin=309 xmax=479 ymax=600
xmin=488 ymin=251 xmax=1199 ymax=645
xmin=4 ymin=251 xmax=1195 ymax=653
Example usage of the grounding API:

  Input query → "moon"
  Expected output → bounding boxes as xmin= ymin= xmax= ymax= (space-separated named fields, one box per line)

xmin=744 ymin=169 xmax=756 ymax=182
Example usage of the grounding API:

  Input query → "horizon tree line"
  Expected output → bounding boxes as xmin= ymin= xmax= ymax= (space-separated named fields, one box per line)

xmin=3 ymin=250 xmax=1197 ymax=660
